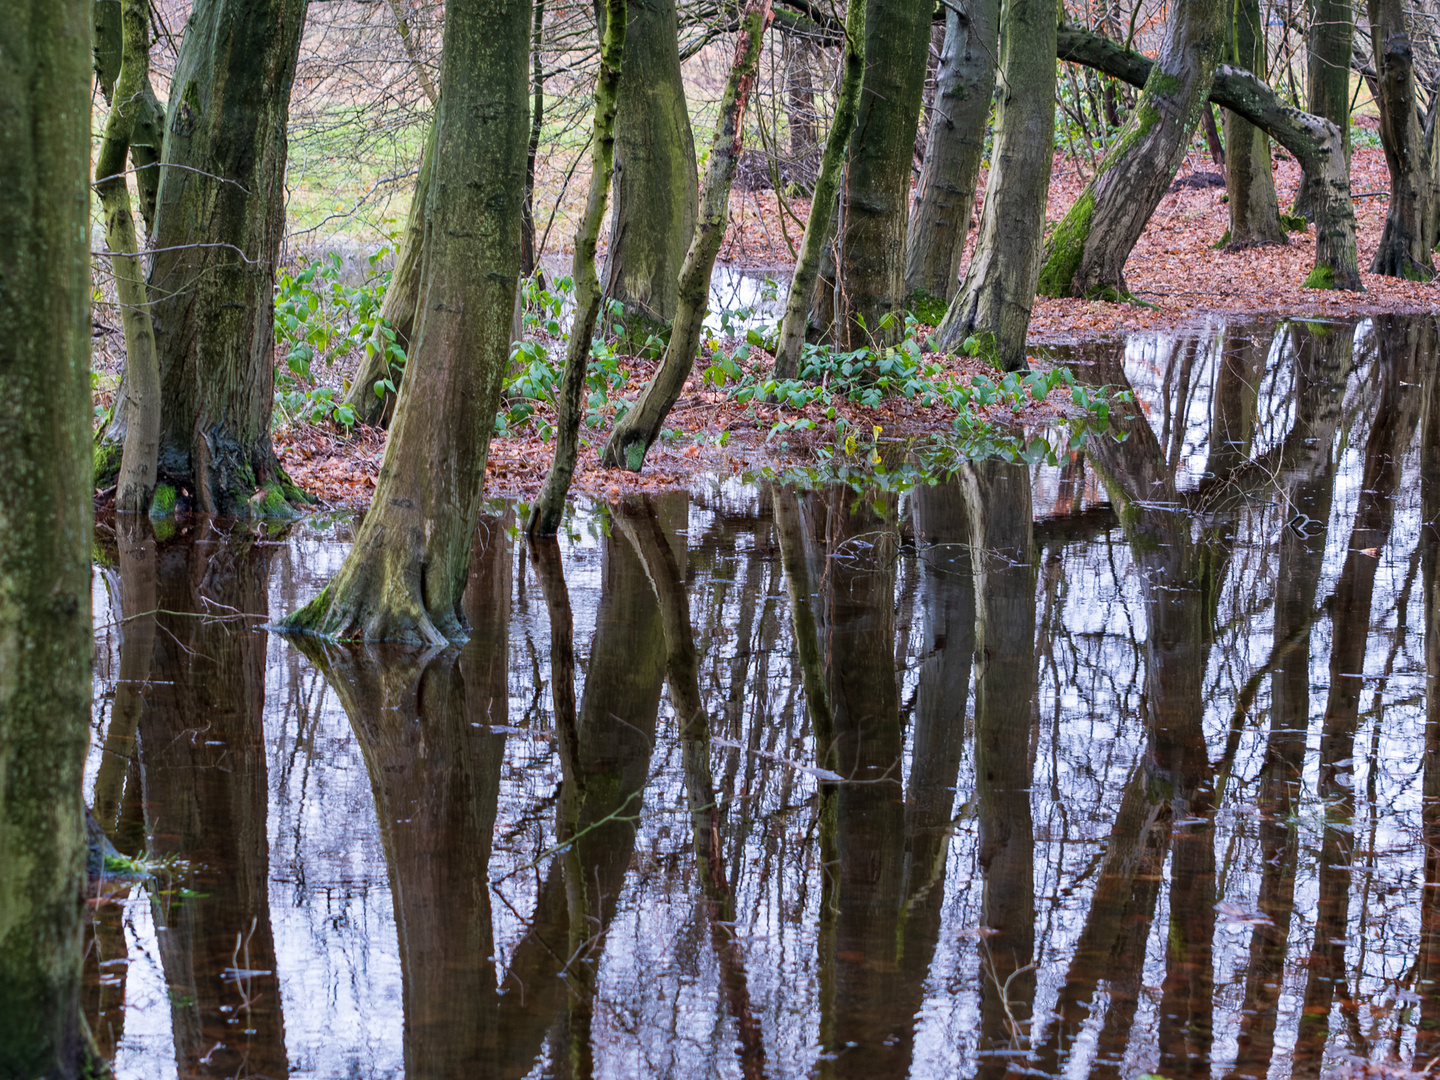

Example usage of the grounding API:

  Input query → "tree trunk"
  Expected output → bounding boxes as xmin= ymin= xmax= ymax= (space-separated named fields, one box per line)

xmin=98 ymin=0 xmax=162 ymax=514
xmin=1222 ymin=0 xmax=1284 ymax=246
xmin=600 ymin=0 xmax=698 ymax=323
xmin=600 ymin=0 xmax=771 ymax=472
xmin=522 ymin=0 xmax=544 ymax=279
xmin=0 ymin=3 xmax=93 ymax=1077
xmin=1056 ymin=27 xmax=1362 ymax=290
xmin=1366 ymin=0 xmax=1436 ymax=280
xmin=343 ymin=124 xmax=434 ymax=429
xmin=771 ymin=0 xmax=866 ymax=381
xmin=1296 ymin=0 xmax=1352 ymax=219
xmin=92 ymin=0 xmax=165 ymax=236
xmin=903 ymin=0 xmax=1000 ymax=307
xmin=102 ymin=0 xmax=310 ymax=516
xmin=929 ymin=0 xmax=1056 ymax=369
xmin=832 ymin=0 xmax=932 ymax=345
xmin=1036 ymin=0 xmax=1227 ymax=301
xmin=283 ymin=0 xmax=531 ymax=644
xmin=526 ymin=0 xmax=625 ymax=536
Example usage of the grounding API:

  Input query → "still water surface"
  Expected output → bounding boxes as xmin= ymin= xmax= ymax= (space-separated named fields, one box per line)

xmin=86 ymin=315 xmax=1439 ymax=1078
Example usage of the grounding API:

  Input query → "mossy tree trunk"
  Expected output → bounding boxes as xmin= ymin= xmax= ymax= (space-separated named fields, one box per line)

xmin=1222 ymin=0 xmax=1284 ymax=247
xmin=600 ymin=0 xmax=771 ymax=472
xmin=902 ymin=0 xmax=1000 ymax=306
xmin=342 ymin=122 xmax=435 ymax=429
xmin=832 ymin=0 xmax=932 ymax=346
xmin=282 ymin=0 xmax=531 ymax=644
xmin=102 ymin=0 xmax=310 ymax=516
xmin=1056 ymin=27 xmax=1362 ymax=290
xmin=1296 ymin=0 xmax=1352 ymax=219
xmin=771 ymin=0 xmax=866 ymax=380
xmin=1036 ymin=0 xmax=1228 ymax=302
xmin=97 ymin=0 xmax=162 ymax=514
xmin=526 ymin=0 xmax=626 ymax=536
xmin=599 ymin=0 xmax=698 ymax=323
xmin=929 ymin=0 xmax=1056 ymax=369
xmin=92 ymin=0 xmax=165 ymax=236
xmin=0 ymin=3 xmax=94 ymax=1077
xmin=1366 ymin=0 xmax=1437 ymax=280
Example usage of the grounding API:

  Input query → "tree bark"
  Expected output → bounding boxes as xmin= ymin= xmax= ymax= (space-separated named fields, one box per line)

xmin=1222 ymin=0 xmax=1284 ymax=246
xmin=929 ymin=0 xmax=1056 ymax=369
xmin=600 ymin=0 xmax=698 ymax=323
xmin=1055 ymin=27 xmax=1362 ymax=290
xmin=98 ymin=0 xmax=162 ymax=514
xmin=1036 ymin=0 xmax=1228 ymax=301
xmin=902 ymin=0 xmax=1000 ymax=306
xmin=0 ymin=4 xmax=93 ymax=1076
xmin=92 ymin=0 xmax=165 ymax=236
xmin=771 ymin=0 xmax=865 ymax=380
xmin=600 ymin=0 xmax=771 ymax=472
xmin=281 ymin=0 xmax=532 ymax=644
xmin=832 ymin=0 xmax=933 ymax=345
xmin=526 ymin=0 xmax=626 ymax=535
xmin=1296 ymin=0 xmax=1352 ymax=219
xmin=104 ymin=0 xmax=310 ymax=516
xmin=1366 ymin=0 xmax=1436 ymax=280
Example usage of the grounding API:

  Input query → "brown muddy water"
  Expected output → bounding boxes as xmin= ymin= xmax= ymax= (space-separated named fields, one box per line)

xmin=85 ymin=315 xmax=1439 ymax=1079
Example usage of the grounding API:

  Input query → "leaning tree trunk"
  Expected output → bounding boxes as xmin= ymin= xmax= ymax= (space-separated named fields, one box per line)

xmin=282 ymin=0 xmax=531 ymax=644
xmin=526 ymin=0 xmax=626 ymax=536
xmin=1367 ymin=0 xmax=1437 ymax=280
xmin=102 ymin=0 xmax=310 ymax=516
xmin=1036 ymin=0 xmax=1228 ymax=301
xmin=928 ymin=0 xmax=1056 ymax=369
xmin=92 ymin=0 xmax=165 ymax=236
xmin=0 ymin=2 xmax=94 ymax=1077
xmin=1222 ymin=0 xmax=1284 ymax=246
xmin=903 ymin=0 xmax=1001 ymax=307
xmin=97 ymin=0 xmax=162 ymax=515
xmin=600 ymin=0 xmax=771 ymax=472
xmin=342 ymin=122 xmax=434 ymax=428
xmin=599 ymin=0 xmax=698 ymax=323
xmin=1295 ymin=0 xmax=1352 ymax=220
xmin=771 ymin=0 xmax=866 ymax=380
xmin=831 ymin=0 xmax=932 ymax=345
xmin=1055 ymin=28 xmax=1362 ymax=290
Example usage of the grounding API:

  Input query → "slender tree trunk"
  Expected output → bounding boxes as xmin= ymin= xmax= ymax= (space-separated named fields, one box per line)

xmin=832 ymin=0 xmax=932 ymax=344
xmin=98 ymin=0 xmax=162 ymax=514
xmin=600 ymin=0 xmax=698 ymax=323
xmin=522 ymin=0 xmax=545 ymax=280
xmin=0 ymin=4 xmax=93 ymax=1077
xmin=929 ymin=0 xmax=1056 ymax=369
xmin=1223 ymin=0 xmax=1284 ymax=246
xmin=1295 ymin=0 xmax=1352 ymax=219
xmin=526 ymin=0 xmax=626 ymax=536
xmin=343 ymin=124 xmax=434 ymax=429
xmin=1036 ymin=0 xmax=1228 ymax=301
xmin=282 ymin=0 xmax=532 ymax=644
xmin=600 ymin=0 xmax=771 ymax=472
xmin=903 ymin=0 xmax=1000 ymax=306
xmin=771 ymin=0 xmax=866 ymax=380
xmin=92 ymin=0 xmax=165 ymax=236
xmin=1367 ymin=0 xmax=1437 ymax=279
xmin=1056 ymin=28 xmax=1362 ymax=289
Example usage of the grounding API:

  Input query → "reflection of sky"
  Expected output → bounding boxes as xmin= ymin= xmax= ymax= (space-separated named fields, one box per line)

xmin=87 ymin=319 xmax=1439 ymax=1078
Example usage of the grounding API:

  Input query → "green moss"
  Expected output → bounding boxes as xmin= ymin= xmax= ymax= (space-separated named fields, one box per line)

xmin=625 ymin=440 xmax=646 ymax=472
xmin=1213 ymin=229 xmax=1231 ymax=249
xmin=93 ymin=439 xmax=121 ymax=488
xmin=1037 ymin=189 xmax=1096 ymax=297
xmin=1302 ymin=263 xmax=1336 ymax=290
xmin=1084 ymin=285 xmax=1124 ymax=304
xmin=256 ymin=482 xmax=297 ymax=520
xmin=1280 ymin=213 xmax=1308 ymax=233
xmin=149 ymin=482 xmax=177 ymax=517
xmin=279 ymin=581 xmax=334 ymax=635
xmin=151 ymin=517 xmax=176 ymax=542
xmin=907 ymin=290 xmax=949 ymax=327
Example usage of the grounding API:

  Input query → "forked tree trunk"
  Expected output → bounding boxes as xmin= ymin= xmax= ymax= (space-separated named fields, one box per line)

xmin=1056 ymin=28 xmax=1362 ymax=290
xmin=929 ymin=0 xmax=1056 ymax=369
xmin=1223 ymin=0 xmax=1283 ymax=246
xmin=1296 ymin=0 xmax=1352 ymax=219
xmin=104 ymin=0 xmax=310 ymax=516
xmin=282 ymin=0 xmax=531 ymax=644
xmin=92 ymin=0 xmax=165 ymax=236
xmin=771 ymin=0 xmax=866 ymax=380
xmin=833 ymin=0 xmax=932 ymax=345
xmin=1036 ymin=0 xmax=1228 ymax=301
xmin=97 ymin=0 xmax=162 ymax=514
xmin=600 ymin=0 xmax=771 ymax=472
xmin=903 ymin=0 xmax=1001 ymax=306
xmin=526 ymin=0 xmax=626 ymax=535
xmin=1367 ymin=0 xmax=1437 ymax=280
xmin=600 ymin=0 xmax=698 ymax=323
xmin=0 ymin=3 xmax=94 ymax=1077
